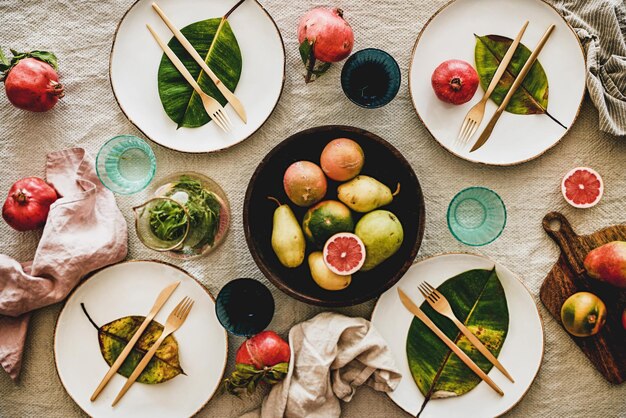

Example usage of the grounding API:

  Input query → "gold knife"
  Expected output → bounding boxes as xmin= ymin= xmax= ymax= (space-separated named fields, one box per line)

xmin=90 ymin=281 xmax=180 ymax=401
xmin=152 ymin=2 xmax=248 ymax=124
xmin=470 ymin=24 xmax=555 ymax=152
xmin=398 ymin=288 xmax=504 ymax=396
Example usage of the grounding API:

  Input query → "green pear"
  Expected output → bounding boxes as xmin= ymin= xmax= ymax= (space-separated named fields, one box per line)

xmin=337 ymin=175 xmax=399 ymax=213
xmin=270 ymin=198 xmax=305 ymax=268
xmin=355 ymin=210 xmax=404 ymax=271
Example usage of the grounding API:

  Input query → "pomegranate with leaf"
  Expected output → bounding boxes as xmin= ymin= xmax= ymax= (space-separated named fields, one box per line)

xmin=298 ymin=7 xmax=354 ymax=83
xmin=0 ymin=49 xmax=64 ymax=112
xmin=223 ymin=330 xmax=290 ymax=394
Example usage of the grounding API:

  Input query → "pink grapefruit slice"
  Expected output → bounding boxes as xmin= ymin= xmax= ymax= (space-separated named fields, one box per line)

xmin=561 ymin=167 xmax=604 ymax=208
xmin=323 ymin=233 xmax=366 ymax=276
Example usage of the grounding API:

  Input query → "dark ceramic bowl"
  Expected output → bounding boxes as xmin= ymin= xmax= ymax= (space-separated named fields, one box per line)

xmin=243 ymin=125 xmax=425 ymax=307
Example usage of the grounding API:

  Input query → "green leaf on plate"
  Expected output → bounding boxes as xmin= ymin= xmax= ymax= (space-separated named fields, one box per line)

xmin=82 ymin=304 xmax=184 ymax=384
xmin=406 ymin=269 xmax=509 ymax=414
xmin=475 ymin=34 xmax=566 ymax=128
xmin=158 ymin=18 xmax=242 ymax=128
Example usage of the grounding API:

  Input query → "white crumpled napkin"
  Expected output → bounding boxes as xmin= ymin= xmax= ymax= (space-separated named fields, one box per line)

xmin=242 ymin=312 xmax=402 ymax=418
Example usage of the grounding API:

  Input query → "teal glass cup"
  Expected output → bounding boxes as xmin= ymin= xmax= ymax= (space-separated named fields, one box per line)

xmin=96 ymin=135 xmax=157 ymax=194
xmin=447 ymin=187 xmax=506 ymax=246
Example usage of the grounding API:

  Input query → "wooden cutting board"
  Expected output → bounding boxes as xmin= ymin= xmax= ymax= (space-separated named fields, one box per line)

xmin=540 ymin=212 xmax=626 ymax=384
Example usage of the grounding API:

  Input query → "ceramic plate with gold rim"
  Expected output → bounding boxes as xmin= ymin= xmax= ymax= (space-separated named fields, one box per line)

xmin=54 ymin=260 xmax=228 ymax=418
xmin=110 ymin=0 xmax=285 ymax=153
xmin=371 ymin=253 xmax=544 ymax=417
xmin=409 ymin=0 xmax=585 ymax=165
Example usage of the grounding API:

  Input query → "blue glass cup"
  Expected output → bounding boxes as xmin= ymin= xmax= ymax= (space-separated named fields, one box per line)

xmin=341 ymin=48 xmax=401 ymax=108
xmin=96 ymin=135 xmax=157 ymax=194
xmin=447 ymin=187 xmax=507 ymax=246
xmin=215 ymin=278 xmax=275 ymax=337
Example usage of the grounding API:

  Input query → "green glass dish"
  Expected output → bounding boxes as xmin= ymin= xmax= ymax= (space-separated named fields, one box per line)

xmin=96 ymin=135 xmax=156 ymax=195
xmin=447 ymin=187 xmax=506 ymax=246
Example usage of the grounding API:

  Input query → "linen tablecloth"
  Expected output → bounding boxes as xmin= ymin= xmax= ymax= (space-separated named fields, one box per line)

xmin=1 ymin=0 xmax=625 ymax=417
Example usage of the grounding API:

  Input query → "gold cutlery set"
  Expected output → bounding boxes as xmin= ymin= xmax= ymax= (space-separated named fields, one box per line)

xmin=458 ymin=22 xmax=556 ymax=152
xmin=148 ymin=2 xmax=247 ymax=133
xmin=90 ymin=281 xmax=194 ymax=406
xmin=398 ymin=277 xmax=514 ymax=396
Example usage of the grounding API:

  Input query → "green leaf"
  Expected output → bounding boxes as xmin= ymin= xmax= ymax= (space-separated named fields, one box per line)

xmin=82 ymin=304 xmax=184 ymax=384
xmin=475 ymin=35 xmax=552 ymax=115
xmin=0 ymin=49 xmax=8 ymax=67
xmin=158 ymin=18 xmax=242 ymax=128
xmin=27 ymin=50 xmax=58 ymax=70
xmin=406 ymin=269 xmax=509 ymax=411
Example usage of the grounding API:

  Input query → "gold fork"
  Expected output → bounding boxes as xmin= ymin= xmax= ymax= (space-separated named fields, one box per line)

xmin=418 ymin=281 xmax=514 ymax=383
xmin=146 ymin=24 xmax=232 ymax=132
xmin=456 ymin=21 xmax=529 ymax=147
xmin=111 ymin=296 xmax=195 ymax=406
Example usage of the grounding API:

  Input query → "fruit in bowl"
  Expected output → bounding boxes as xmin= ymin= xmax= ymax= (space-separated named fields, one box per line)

xmin=355 ymin=210 xmax=404 ymax=271
xmin=560 ymin=292 xmax=607 ymax=337
xmin=283 ymin=161 xmax=327 ymax=207
xmin=431 ymin=59 xmax=479 ymax=105
xmin=302 ymin=200 xmax=354 ymax=249
xmin=320 ymin=138 xmax=364 ymax=181
xmin=243 ymin=125 xmax=425 ymax=307
xmin=269 ymin=197 xmax=305 ymax=268
xmin=337 ymin=175 xmax=399 ymax=213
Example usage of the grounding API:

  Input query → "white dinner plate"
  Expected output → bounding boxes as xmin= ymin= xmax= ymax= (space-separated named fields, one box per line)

xmin=409 ymin=0 xmax=585 ymax=165
xmin=371 ymin=253 xmax=544 ymax=417
xmin=54 ymin=260 xmax=228 ymax=418
xmin=110 ymin=0 xmax=285 ymax=153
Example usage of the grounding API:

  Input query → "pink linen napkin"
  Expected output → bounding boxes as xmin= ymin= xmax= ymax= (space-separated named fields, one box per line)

xmin=0 ymin=148 xmax=127 ymax=380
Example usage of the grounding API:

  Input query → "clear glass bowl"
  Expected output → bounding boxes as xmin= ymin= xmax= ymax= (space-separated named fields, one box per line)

xmin=447 ymin=187 xmax=506 ymax=246
xmin=341 ymin=48 xmax=401 ymax=108
xmin=96 ymin=135 xmax=156 ymax=194
xmin=135 ymin=172 xmax=230 ymax=259
xmin=215 ymin=278 xmax=275 ymax=337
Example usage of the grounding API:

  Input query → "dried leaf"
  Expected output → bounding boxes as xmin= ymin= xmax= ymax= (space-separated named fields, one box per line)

xmin=82 ymin=304 xmax=184 ymax=384
xmin=475 ymin=34 xmax=566 ymax=128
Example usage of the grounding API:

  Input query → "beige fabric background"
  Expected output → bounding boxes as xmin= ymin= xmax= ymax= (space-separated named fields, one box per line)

xmin=0 ymin=0 xmax=625 ymax=416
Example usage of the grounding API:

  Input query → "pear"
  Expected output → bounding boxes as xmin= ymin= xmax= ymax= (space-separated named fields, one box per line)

xmin=269 ymin=197 xmax=305 ymax=268
xmin=337 ymin=175 xmax=399 ymax=213
xmin=584 ymin=241 xmax=626 ymax=288
xmin=355 ymin=210 xmax=404 ymax=271
xmin=308 ymin=252 xmax=351 ymax=291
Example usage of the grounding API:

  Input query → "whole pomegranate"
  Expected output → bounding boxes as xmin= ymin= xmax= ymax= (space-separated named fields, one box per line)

xmin=1 ymin=50 xmax=64 ymax=112
xmin=2 ymin=177 xmax=58 ymax=231
xmin=431 ymin=59 xmax=479 ymax=105
xmin=223 ymin=330 xmax=290 ymax=395
xmin=297 ymin=7 xmax=354 ymax=82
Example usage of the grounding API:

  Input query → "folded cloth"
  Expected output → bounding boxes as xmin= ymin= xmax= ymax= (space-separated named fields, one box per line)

xmin=0 ymin=148 xmax=127 ymax=380
xmin=548 ymin=0 xmax=626 ymax=136
xmin=242 ymin=312 xmax=401 ymax=418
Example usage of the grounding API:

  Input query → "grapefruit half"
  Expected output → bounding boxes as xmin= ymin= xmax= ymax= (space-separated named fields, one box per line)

xmin=561 ymin=167 xmax=603 ymax=208
xmin=323 ymin=233 xmax=366 ymax=276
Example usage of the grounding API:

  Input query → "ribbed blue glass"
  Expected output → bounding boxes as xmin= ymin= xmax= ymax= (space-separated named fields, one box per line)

xmin=215 ymin=278 xmax=275 ymax=337
xmin=341 ymin=48 xmax=401 ymax=108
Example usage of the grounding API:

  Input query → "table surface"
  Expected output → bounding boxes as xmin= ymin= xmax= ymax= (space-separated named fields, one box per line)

xmin=1 ymin=0 xmax=625 ymax=417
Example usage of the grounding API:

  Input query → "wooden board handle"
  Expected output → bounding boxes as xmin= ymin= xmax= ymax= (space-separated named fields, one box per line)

xmin=542 ymin=212 xmax=586 ymax=276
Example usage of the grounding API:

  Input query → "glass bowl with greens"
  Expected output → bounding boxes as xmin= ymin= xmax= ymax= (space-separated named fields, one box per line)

xmin=134 ymin=172 xmax=230 ymax=259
